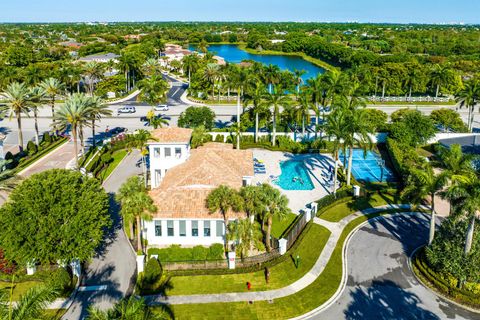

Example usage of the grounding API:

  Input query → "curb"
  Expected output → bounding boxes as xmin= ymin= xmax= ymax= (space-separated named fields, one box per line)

xmin=291 ymin=210 xmax=427 ymax=320
xmin=408 ymin=246 xmax=480 ymax=314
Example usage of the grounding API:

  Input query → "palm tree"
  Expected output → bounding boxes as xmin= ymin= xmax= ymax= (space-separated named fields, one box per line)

xmin=27 ymin=86 xmax=46 ymax=146
xmin=86 ymin=95 xmax=112 ymax=147
xmin=402 ymin=164 xmax=448 ymax=245
xmin=203 ymin=63 xmax=220 ymax=99
xmin=117 ymin=176 xmax=157 ymax=252
xmin=324 ymin=108 xmax=347 ymax=196
xmin=263 ymin=88 xmax=292 ymax=146
xmin=146 ymin=109 xmax=169 ymax=129
xmin=306 ymin=74 xmax=327 ymax=137
xmin=125 ymin=130 xmax=157 ymax=186
xmin=198 ymin=39 xmax=209 ymax=54
xmin=228 ymin=219 xmax=263 ymax=259
xmin=430 ymin=64 xmax=454 ymax=98
xmin=206 ymin=185 xmax=243 ymax=252
xmin=293 ymin=69 xmax=306 ymax=94
xmin=142 ymin=58 xmax=162 ymax=78
xmin=239 ymin=185 xmax=264 ymax=219
xmin=262 ymin=64 xmax=281 ymax=93
xmin=437 ymin=144 xmax=475 ymax=182
xmin=260 ymin=184 xmax=290 ymax=252
xmin=1 ymin=82 xmax=30 ymax=150
xmin=455 ymin=78 xmax=480 ymax=132
xmin=137 ymin=76 xmax=169 ymax=106
xmin=182 ymin=53 xmax=200 ymax=84
xmin=118 ymin=52 xmax=138 ymax=92
xmin=39 ymin=78 xmax=65 ymax=122
xmin=443 ymin=176 xmax=480 ymax=254
xmin=243 ymin=81 xmax=269 ymax=143
xmin=52 ymin=93 xmax=92 ymax=167
xmin=87 ymin=295 xmax=170 ymax=320
xmin=296 ymin=91 xmax=312 ymax=136
xmin=0 ymin=284 xmax=58 ymax=320
xmin=83 ymin=61 xmax=104 ymax=95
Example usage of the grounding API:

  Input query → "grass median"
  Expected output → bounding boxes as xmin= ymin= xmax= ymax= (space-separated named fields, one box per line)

xmin=166 ymin=223 xmax=330 ymax=296
xmin=162 ymin=210 xmax=410 ymax=319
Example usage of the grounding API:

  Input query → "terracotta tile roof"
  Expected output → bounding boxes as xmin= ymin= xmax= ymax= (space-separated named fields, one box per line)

xmin=149 ymin=143 xmax=254 ymax=219
xmin=150 ymin=127 xmax=193 ymax=144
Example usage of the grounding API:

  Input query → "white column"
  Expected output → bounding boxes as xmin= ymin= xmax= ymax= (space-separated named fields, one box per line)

xmin=26 ymin=260 xmax=36 ymax=275
xmin=70 ymin=259 xmax=81 ymax=278
xmin=279 ymin=239 xmax=288 ymax=255
xmin=228 ymin=251 xmax=236 ymax=269
xmin=310 ymin=202 xmax=318 ymax=217
xmin=136 ymin=254 xmax=145 ymax=274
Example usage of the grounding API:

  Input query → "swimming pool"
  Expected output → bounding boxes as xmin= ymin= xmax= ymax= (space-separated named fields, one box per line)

xmin=275 ymin=160 xmax=314 ymax=190
xmin=340 ymin=149 xmax=395 ymax=183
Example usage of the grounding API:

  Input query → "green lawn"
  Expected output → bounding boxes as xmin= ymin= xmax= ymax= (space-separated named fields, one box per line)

xmin=319 ymin=193 xmax=399 ymax=222
xmin=166 ymin=223 xmax=330 ymax=296
xmin=271 ymin=213 xmax=297 ymax=238
xmin=98 ymin=150 xmax=128 ymax=181
xmin=165 ymin=211 xmax=398 ymax=320
xmin=0 ymin=280 xmax=43 ymax=301
xmin=42 ymin=309 xmax=67 ymax=320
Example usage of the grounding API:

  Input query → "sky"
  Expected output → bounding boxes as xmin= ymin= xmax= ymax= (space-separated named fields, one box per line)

xmin=1 ymin=0 xmax=479 ymax=24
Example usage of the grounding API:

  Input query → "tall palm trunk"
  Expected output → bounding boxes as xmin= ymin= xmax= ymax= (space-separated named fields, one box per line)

xmin=223 ymin=214 xmax=229 ymax=252
xmin=91 ymin=119 xmax=96 ymax=147
xmin=265 ymin=215 xmax=273 ymax=252
xmin=129 ymin=221 xmax=134 ymax=241
xmin=382 ymin=83 xmax=386 ymax=98
xmin=236 ymin=92 xmax=241 ymax=150
xmin=33 ymin=109 xmax=40 ymax=146
xmin=302 ymin=116 xmax=306 ymax=136
xmin=428 ymin=195 xmax=436 ymax=245
xmin=272 ymin=110 xmax=277 ymax=146
xmin=465 ymin=215 xmax=476 ymax=254
xmin=72 ymin=125 xmax=79 ymax=167
xmin=16 ymin=113 xmax=23 ymax=150
xmin=255 ymin=112 xmax=259 ymax=143
xmin=435 ymin=84 xmax=440 ymax=98
xmin=346 ymin=146 xmax=354 ymax=186
xmin=51 ymin=97 xmax=55 ymax=119
xmin=136 ymin=215 xmax=142 ymax=252
xmin=333 ymin=152 xmax=339 ymax=196
xmin=79 ymin=125 xmax=85 ymax=154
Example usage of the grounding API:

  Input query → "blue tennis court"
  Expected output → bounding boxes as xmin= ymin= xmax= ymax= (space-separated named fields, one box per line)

xmin=340 ymin=149 xmax=395 ymax=183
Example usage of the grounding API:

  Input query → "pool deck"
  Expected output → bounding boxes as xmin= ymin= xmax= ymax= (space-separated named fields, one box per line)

xmin=252 ymin=149 xmax=336 ymax=214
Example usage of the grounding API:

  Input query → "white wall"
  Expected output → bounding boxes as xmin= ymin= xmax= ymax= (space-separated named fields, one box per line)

xmin=428 ymin=133 xmax=480 ymax=144
xmin=149 ymin=142 xmax=190 ymax=188
xmin=145 ymin=218 xmax=227 ymax=247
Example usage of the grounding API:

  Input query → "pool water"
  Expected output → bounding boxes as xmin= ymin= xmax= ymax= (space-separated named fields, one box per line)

xmin=275 ymin=160 xmax=314 ymax=190
xmin=340 ymin=149 xmax=395 ymax=183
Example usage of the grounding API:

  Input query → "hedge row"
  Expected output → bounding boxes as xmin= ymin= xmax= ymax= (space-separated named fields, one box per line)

xmin=148 ymin=244 xmax=224 ymax=262
xmin=168 ymin=222 xmax=313 ymax=276
xmin=413 ymin=248 xmax=480 ymax=309
xmin=315 ymin=186 xmax=353 ymax=215
xmin=385 ymin=137 xmax=405 ymax=177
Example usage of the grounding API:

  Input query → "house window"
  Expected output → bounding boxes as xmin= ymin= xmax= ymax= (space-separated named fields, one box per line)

xmin=192 ymin=220 xmax=198 ymax=237
xmin=155 ymin=221 xmax=162 ymax=237
xmin=153 ymin=147 xmax=161 ymax=158
xmin=167 ymin=220 xmax=174 ymax=236
xmin=204 ymin=221 xmax=211 ymax=237
xmin=164 ymin=147 xmax=171 ymax=157
xmin=175 ymin=147 xmax=182 ymax=158
xmin=179 ymin=220 xmax=186 ymax=237
xmin=216 ymin=221 xmax=224 ymax=237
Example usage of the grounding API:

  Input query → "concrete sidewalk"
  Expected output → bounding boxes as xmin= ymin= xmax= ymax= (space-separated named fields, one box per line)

xmin=145 ymin=204 xmax=424 ymax=306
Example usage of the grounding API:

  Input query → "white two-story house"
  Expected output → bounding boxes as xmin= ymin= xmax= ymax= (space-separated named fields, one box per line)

xmin=144 ymin=128 xmax=254 ymax=247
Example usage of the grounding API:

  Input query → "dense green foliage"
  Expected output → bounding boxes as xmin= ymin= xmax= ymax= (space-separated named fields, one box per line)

xmin=0 ymin=169 xmax=110 ymax=265
xmin=178 ymin=106 xmax=215 ymax=130
xmin=147 ymin=244 xmax=225 ymax=262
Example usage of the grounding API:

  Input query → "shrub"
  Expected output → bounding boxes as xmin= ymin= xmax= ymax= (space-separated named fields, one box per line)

xmin=207 ymin=243 xmax=225 ymax=260
xmin=192 ymin=246 xmax=209 ymax=260
xmin=144 ymin=257 xmax=162 ymax=285
xmin=226 ymin=135 xmax=233 ymax=144
xmin=214 ymin=135 xmax=225 ymax=143
xmin=204 ymin=134 xmax=213 ymax=142
xmin=0 ymin=249 xmax=15 ymax=274
xmin=42 ymin=132 xmax=52 ymax=145
xmin=47 ymin=267 xmax=72 ymax=296
xmin=101 ymin=152 xmax=113 ymax=165
xmin=26 ymin=141 xmax=38 ymax=155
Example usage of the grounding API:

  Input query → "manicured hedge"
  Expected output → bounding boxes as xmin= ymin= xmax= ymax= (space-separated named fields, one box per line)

xmin=385 ymin=137 xmax=405 ymax=177
xmin=14 ymin=137 xmax=68 ymax=172
xmin=315 ymin=186 xmax=352 ymax=215
xmin=413 ymin=247 xmax=480 ymax=309
xmin=147 ymin=244 xmax=225 ymax=262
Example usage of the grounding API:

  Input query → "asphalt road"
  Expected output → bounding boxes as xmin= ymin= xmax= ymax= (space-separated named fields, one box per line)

xmin=312 ymin=213 xmax=477 ymax=320
xmin=62 ymin=150 xmax=141 ymax=320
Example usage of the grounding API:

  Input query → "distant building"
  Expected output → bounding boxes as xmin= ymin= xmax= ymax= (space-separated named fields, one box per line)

xmin=59 ymin=40 xmax=84 ymax=50
xmin=78 ymin=53 xmax=120 ymax=63
xmin=270 ymin=39 xmax=286 ymax=44
xmin=162 ymin=43 xmax=192 ymax=62
xmin=124 ymin=34 xmax=148 ymax=41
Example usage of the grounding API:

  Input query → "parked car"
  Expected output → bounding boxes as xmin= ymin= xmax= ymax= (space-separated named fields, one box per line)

xmin=154 ymin=105 xmax=169 ymax=111
xmin=109 ymin=127 xmax=127 ymax=135
xmin=117 ymin=106 xmax=136 ymax=114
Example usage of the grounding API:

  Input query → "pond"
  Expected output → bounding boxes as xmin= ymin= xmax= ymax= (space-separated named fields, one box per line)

xmin=189 ymin=44 xmax=324 ymax=82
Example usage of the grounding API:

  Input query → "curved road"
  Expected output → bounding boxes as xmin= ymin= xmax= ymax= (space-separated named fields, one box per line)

xmin=312 ymin=213 xmax=477 ymax=320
